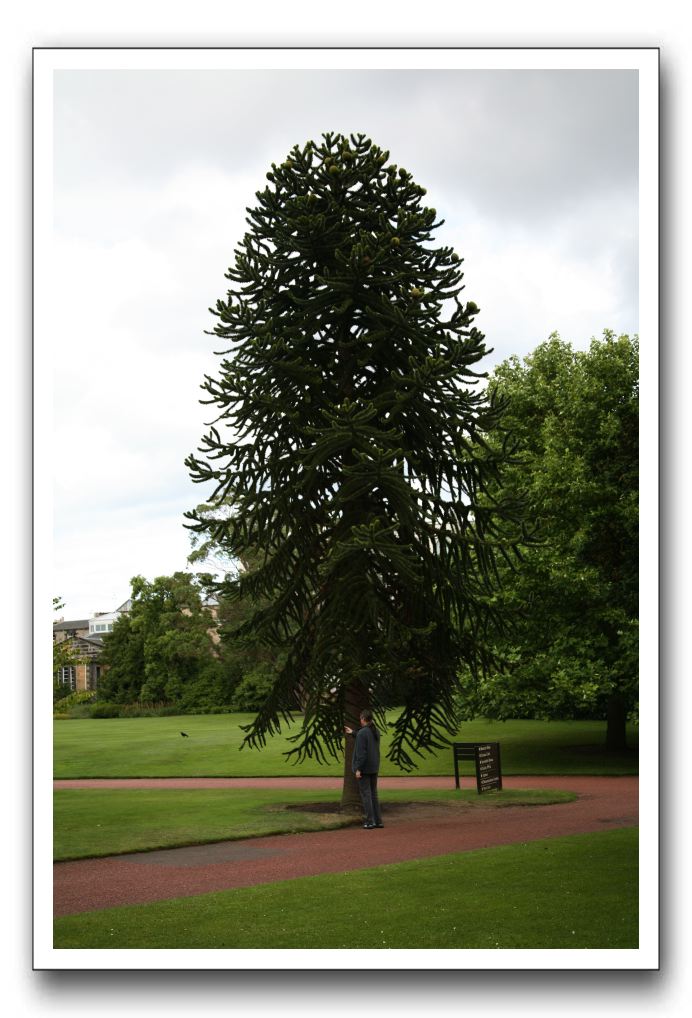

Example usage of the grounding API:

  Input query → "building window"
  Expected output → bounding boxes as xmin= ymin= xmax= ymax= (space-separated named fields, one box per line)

xmin=58 ymin=667 xmax=76 ymax=691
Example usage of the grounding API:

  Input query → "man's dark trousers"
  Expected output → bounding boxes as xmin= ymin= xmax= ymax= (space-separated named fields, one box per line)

xmin=358 ymin=773 xmax=381 ymax=826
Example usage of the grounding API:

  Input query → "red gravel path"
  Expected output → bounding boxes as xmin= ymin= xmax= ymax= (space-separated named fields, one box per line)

xmin=53 ymin=775 xmax=630 ymax=791
xmin=54 ymin=776 xmax=637 ymax=917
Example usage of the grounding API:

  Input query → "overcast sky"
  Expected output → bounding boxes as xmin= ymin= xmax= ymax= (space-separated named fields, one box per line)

xmin=50 ymin=66 xmax=639 ymax=620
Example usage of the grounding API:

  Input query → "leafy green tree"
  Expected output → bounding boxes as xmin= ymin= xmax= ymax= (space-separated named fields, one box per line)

xmin=186 ymin=133 xmax=527 ymax=805
xmin=213 ymin=572 xmax=287 ymax=711
xmin=186 ymin=500 xmax=282 ymax=700
xmin=461 ymin=332 xmax=638 ymax=750
xmin=187 ymin=499 xmax=286 ymax=701
xmin=100 ymin=574 xmax=225 ymax=709
xmin=98 ymin=611 xmax=145 ymax=703
xmin=187 ymin=497 xmax=237 ymax=578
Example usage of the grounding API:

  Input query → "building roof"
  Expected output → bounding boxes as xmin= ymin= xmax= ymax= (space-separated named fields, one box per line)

xmin=63 ymin=635 xmax=105 ymax=654
xmin=53 ymin=619 xmax=90 ymax=631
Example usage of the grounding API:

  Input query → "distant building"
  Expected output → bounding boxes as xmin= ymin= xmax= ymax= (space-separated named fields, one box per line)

xmin=53 ymin=599 xmax=131 ymax=693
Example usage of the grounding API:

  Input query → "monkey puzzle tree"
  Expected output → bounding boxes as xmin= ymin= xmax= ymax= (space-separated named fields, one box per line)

xmin=186 ymin=133 xmax=527 ymax=806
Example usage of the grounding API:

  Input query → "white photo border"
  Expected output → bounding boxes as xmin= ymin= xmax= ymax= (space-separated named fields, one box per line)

xmin=34 ymin=45 xmax=659 ymax=972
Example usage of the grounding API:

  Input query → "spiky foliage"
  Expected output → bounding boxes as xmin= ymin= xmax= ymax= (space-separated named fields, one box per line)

xmin=186 ymin=132 xmax=528 ymax=770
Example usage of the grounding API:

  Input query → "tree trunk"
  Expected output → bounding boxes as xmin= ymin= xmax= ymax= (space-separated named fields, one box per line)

xmin=341 ymin=744 xmax=361 ymax=813
xmin=340 ymin=677 xmax=370 ymax=811
xmin=605 ymin=691 xmax=628 ymax=752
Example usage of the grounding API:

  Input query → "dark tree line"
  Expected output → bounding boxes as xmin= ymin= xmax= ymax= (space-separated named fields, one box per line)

xmin=98 ymin=572 xmax=277 ymax=712
xmin=458 ymin=331 xmax=638 ymax=751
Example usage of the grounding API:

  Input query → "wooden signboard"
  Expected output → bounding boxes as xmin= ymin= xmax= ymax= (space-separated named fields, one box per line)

xmin=453 ymin=741 xmax=502 ymax=793
xmin=474 ymin=742 xmax=502 ymax=793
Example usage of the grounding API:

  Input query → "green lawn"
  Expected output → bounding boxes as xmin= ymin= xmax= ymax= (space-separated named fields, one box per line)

xmin=54 ymin=786 xmax=575 ymax=861
xmin=53 ymin=715 xmax=638 ymax=778
xmin=53 ymin=827 xmax=638 ymax=950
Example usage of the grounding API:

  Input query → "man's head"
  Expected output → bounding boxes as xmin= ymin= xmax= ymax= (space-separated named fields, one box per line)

xmin=360 ymin=709 xmax=373 ymax=726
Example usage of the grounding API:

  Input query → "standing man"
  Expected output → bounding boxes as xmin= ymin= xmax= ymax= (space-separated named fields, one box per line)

xmin=345 ymin=710 xmax=383 ymax=829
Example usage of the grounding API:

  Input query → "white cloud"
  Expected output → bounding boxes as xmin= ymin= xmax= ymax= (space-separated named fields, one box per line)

xmin=457 ymin=213 xmax=638 ymax=369
xmin=55 ymin=510 xmax=197 ymax=619
xmin=51 ymin=166 xmax=260 ymax=519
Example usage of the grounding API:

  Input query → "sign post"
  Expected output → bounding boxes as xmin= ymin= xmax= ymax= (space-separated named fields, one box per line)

xmin=453 ymin=742 xmax=502 ymax=793
xmin=474 ymin=742 xmax=502 ymax=793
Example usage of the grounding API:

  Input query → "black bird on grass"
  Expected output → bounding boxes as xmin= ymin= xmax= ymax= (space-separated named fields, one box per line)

xmin=180 ymin=731 xmax=189 ymax=737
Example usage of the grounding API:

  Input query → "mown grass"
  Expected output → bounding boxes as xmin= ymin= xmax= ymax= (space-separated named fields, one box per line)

xmin=53 ymin=715 xmax=638 ymax=778
xmin=53 ymin=786 xmax=575 ymax=861
xmin=53 ymin=827 xmax=638 ymax=950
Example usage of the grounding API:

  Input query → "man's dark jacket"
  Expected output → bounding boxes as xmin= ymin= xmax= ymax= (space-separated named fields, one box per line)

xmin=352 ymin=723 xmax=380 ymax=774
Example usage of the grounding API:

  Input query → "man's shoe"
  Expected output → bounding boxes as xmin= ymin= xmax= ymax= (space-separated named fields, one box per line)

xmin=363 ymin=822 xmax=375 ymax=829
xmin=374 ymin=822 xmax=384 ymax=828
